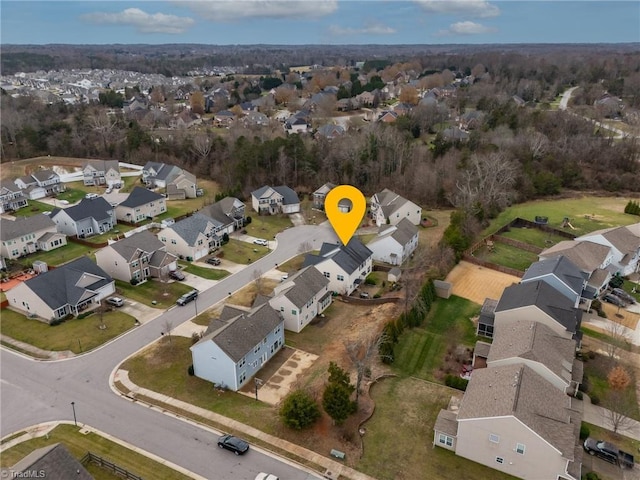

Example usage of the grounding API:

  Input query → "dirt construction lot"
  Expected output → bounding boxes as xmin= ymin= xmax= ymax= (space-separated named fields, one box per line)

xmin=445 ymin=261 xmax=521 ymax=305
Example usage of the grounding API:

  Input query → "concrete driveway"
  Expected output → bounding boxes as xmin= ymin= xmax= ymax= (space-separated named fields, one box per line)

xmin=289 ymin=213 xmax=305 ymax=227
xmin=180 ymin=272 xmax=217 ymax=292
xmin=120 ymin=299 xmax=162 ymax=324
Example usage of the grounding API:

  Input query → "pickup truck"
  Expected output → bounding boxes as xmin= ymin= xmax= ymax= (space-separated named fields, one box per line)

xmin=584 ymin=437 xmax=635 ymax=469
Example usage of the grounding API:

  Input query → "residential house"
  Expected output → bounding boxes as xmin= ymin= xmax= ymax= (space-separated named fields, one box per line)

xmin=242 ymin=111 xmax=269 ymax=128
xmin=95 ymin=230 xmax=177 ymax=283
xmin=82 ymin=159 xmax=121 ymax=186
xmin=51 ymin=197 xmax=116 ymax=238
xmin=115 ymin=187 xmax=166 ymax=223
xmin=315 ymin=124 xmax=345 ymax=140
xmin=435 ymin=364 xmax=582 ymax=480
xmin=0 ymin=179 xmax=28 ymax=214
xmin=213 ymin=109 xmax=236 ymax=128
xmin=141 ymin=162 xmax=197 ymax=199
xmin=441 ymin=127 xmax=470 ymax=142
xmin=575 ymin=225 xmax=640 ymax=276
xmin=251 ymin=185 xmax=300 ymax=215
xmin=355 ymin=90 xmax=378 ymax=107
xmin=284 ymin=116 xmax=310 ymax=134
xmin=376 ymin=111 xmax=398 ymax=123
xmin=9 ymin=443 xmax=94 ymax=480
xmin=0 ymin=214 xmax=66 ymax=260
xmin=494 ymin=281 xmax=582 ymax=341
xmin=312 ymin=182 xmax=336 ymax=210
xmin=459 ymin=110 xmax=485 ymax=130
xmin=367 ymin=218 xmax=419 ymax=266
xmin=476 ymin=298 xmax=499 ymax=339
xmin=172 ymin=109 xmax=201 ymax=129
xmin=484 ymin=319 xmax=582 ymax=394
xmin=302 ymin=238 xmax=373 ymax=296
xmin=7 ymin=256 xmax=115 ymax=322
xmin=159 ymin=213 xmax=222 ymax=261
xmin=268 ymin=266 xmax=332 ymax=332
xmin=520 ymin=256 xmax=586 ymax=307
xmin=190 ymin=303 xmax=285 ymax=391
xmin=198 ymin=196 xmax=246 ymax=235
xmin=14 ymin=169 xmax=64 ymax=199
xmin=539 ymin=241 xmax=614 ymax=297
xmin=370 ymin=188 xmax=422 ymax=227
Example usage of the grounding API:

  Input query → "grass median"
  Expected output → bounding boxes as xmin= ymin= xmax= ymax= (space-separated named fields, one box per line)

xmin=115 ymin=279 xmax=192 ymax=308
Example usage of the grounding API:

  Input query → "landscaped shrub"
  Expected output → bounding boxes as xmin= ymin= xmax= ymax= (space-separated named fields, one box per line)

xmin=624 ymin=200 xmax=640 ymax=216
xmin=445 ymin=374 xmax=469 ymax=391
xmin=130 ymin=278 xmax=140 ymax=285
xmin=222 ymin=232 xmax=229 ymax=244
xmin=187 ymin=365 xmax=195 ymax=376
xmin=364 ymin=274 xmax=377 ymax=285
xmin=590 ymin=394 xmax=600 ymax=405
xmin=77 ymin=312 xmax=92 ymax=320
xmin=50 ymin=318 xmax=65 ymax=326
xmin=579 ymin=423 xmax=590 ymax=440
xmin=575 ymin=391 xmax=584 ymax=400
xmin=245 ymin=216 xmax=252 ymax=225
xmin=585 ymin=472 xmax=601 ymax=480
xmin=279 ymin=390 xmax=321 ymax=430
xmin=373 ymin=293 xmax=381 ymax=299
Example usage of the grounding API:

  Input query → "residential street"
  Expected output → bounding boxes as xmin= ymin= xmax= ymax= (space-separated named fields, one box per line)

xmin=0 ymin=223 xmax=338 ymax=479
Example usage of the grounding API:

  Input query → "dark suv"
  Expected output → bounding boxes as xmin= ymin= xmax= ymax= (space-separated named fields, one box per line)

xmin=169 ymin=270 xmax=185 ymax=281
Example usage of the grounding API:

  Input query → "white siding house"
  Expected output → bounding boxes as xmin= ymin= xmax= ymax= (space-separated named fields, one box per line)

xmin=366 ymin=218 xmax=418 ymax=266
xmin=370 ymin=189 xmax=422 ymax=227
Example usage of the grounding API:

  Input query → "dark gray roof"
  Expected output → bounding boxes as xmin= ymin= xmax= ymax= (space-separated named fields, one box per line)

xmin=203 ymin=304 xmax=282 ymax=362
xmin=522 ymin=255 xmax=586 ymax=296
xmin=279 ymin=266 xmax=329 ymax=309
xmin=30 ymin=169 xmax=59 ymax=183
xmin=496 ymin=281 xmax=581 ymax=335
xmin=373 ymin=218 xmax=418 ymax=247
xmin=169 ymin=213 xmax=221 ymax=245
xmin=303 ymin=238 xmax=372 ymax=275
xmin=108 ymin=230 xmax=165 ymax=261
xmin=273 ymin=186 xmax=300 ymax=205
xmin=251 ymin=185 xmax=273 ymax=199
xmin=1 ymin=178 xmax=22 ymax=193
xmin=85 ymin=159 xmax=119 ymax=172
xmin=200 ymin=201 xmax=236 ymax=226
xmin=478 ymin=298 xmax=498 ymax=327
xmin=540 ymin=241 xmax=611 ymax=274
xmin=22 ymin=256 xmax=112 ymax=310
xmin=51 ymin=197 xmax=113 ymax=222
xmin=119 ymin=186 xmax=164 ymax=208
xmin=0 ymin=214 xmax=55 ymax=241
xmin=154 ymin=164 xmax=182 ymax=183
xmin=10 ymin=443 xmax=93 ymax=480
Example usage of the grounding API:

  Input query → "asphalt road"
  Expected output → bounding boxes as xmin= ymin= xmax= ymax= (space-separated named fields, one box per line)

xmin=0 ymin=223 xmax=338 ymax=479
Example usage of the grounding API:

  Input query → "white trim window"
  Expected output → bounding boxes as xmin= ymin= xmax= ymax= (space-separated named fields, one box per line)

xmin=496 ymin=457 xmax=504 ymax=464
xmin=489 ymin=433 xmax=500 ymax=444
xmin=516 ymin=443 xmax=525 ymax=455
xmin=438 ymin=434 xmax=453 ymax=447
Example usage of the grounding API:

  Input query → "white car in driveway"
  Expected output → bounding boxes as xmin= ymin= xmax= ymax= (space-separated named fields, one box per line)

xmin=253 ymin=238 xmax=269 ymax=246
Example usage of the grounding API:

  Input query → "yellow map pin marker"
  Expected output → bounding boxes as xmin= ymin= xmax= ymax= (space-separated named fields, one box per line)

xmin=325 ymin=185 xmax=366 ymax=245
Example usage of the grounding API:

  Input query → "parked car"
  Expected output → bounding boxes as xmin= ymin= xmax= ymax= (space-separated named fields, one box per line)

xmin=106 ymin=297 xmax=124 ymax=307
xmin=584 ymin=437 xmax=635 ymax=468
xmin=85 ymin=193 xmax=99 ymax=199
xmin=206 ymin=257 xmax=221 ymax=266
xmin=603 ymin=293 xmax=626 ymax=307
xmin=253 ymin=238 xmax=268 ymax=246
xmin=217 ymin=434 xmax=249 ymax=455
xmin=176 ymin=290 xmax=198 ymax=306
xmin=169 ymin=270 xmax=185 ymax=281
xmin=255 ymin=474 xmax=279 ymax=480
xmin=280 ymin=273 xmax=289 ymax=281
xmin=196 ymin=188 xmax=204 ymax=197
xmin=359 ymin=292 xmax=370 ymax=299
xmin=612 ymin=288 xmax=636 ymax=304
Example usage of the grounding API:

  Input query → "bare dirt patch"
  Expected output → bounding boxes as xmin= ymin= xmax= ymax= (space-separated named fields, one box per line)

xmin=445 ymin=261 xmax=521 ymax=304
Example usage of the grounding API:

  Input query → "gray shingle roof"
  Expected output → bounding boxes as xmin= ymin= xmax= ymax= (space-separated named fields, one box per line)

xmin=372 ymin=218 xmax=418 ymax=247
xmin=599 ymin=226 xmax=640 ymax=258
xmin=1 ymin=178 xmax=22 ymax=193
xmin=458 ymin=364 xmax=578 ymax=458
xmin=434 ymin=409 xmax=459 ymax=437
xmin=251 ymin=185 xmax=273 ymax=199
xmin=373 ymin=188 xmax=414 ymax=219
xmin=30 ymin=169 xmax=59 ymax=183
xmin=23 ymin=256 xmax=112 ymax=310
xmin=52 ymin=197 xmax=113 ymax=222
xmin=10 ymin=443 xmax=93 ymax=480
xmin=541 ymin=241 xmax=611 ymax=274
xmin=278 ymin=266 xmax=329 ymax=309
xmin=203 ymin=304 xmax=282 ymax=362
xmin=169 ymin=213 xmax=221 ymax=245
xmin=496 ymin=281 xmax=581 ymax=335
xmin=313 ymin=183 xmax=336 ymax=196
xmin=303 ymin=238 xmax=372 ymax=275
xmin=478 ymin=298 xmax=498 ymax=327
xmin=108 ymin=230 xmax=165 ymax=261
xmin=119 ymin=186 xmax=164 ymax=208
xmin=0 ymin=214 xmax=55 ymax=241
xmin=273 ymin=186 xmax=300 ymax=205
xmin=522 ymin=255 xmax=586 ymax=296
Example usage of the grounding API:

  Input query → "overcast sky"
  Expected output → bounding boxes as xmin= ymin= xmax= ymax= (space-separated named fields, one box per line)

xmin=2 ymin=1 xmax=639 ymax=45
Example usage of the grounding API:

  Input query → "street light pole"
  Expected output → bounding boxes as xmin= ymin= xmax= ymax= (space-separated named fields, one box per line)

xmin=194 ymin=296 xmax=198 ymax=317
xmin=71 ymin=401 xmax=77 ymax=426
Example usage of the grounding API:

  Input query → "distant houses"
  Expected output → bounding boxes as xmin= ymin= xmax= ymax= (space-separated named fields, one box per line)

xmin=251 ymin=185 xmax=300 ymax=215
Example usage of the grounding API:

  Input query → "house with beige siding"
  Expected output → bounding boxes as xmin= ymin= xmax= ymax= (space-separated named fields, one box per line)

xmin=95 ymin=230 xmax=177 ymax=283
xmin=575 ymin=224 xmax=640 ymax=276
xmin=0 ymin=179 xmax=28 ymax=214
xmin=198 ymin=197 xmax=246 ymax=235
xmin=14 ymin=169 xmax=64 ymax=199
xmin=0 ymin=214 xmax=66 ymax=260
xmin=50 ymin=197 xmax=116 ymax=238
xmin=82 ymin=159 xmax=121 ymax=186
xmin=158 ymin=213 xmax=222 ymax=261
xmin=115 ymin=187 xmax=166 ymax=223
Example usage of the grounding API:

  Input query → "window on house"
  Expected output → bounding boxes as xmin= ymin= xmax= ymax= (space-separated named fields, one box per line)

xmin=337 ymin=274 xmax=344 ymax=281
xmin=438 ymin=434 xmax=453 ymax=447
xmin=496 ymin=457 xmax=504 ymax=464
xmin=171 ymin=239 xmax=177 ymax=244
xmin=489 ymin=434 xmax=500 ymax=444
xmin=516 ymin=443 xmax=525 ymax=455
xmin=291 ymin=309 xmax=297 ymax=315
xmin=323 ymin=272 xmax=330 ymax=278
xmin=254 ymin=345 xmax=260 ymax=354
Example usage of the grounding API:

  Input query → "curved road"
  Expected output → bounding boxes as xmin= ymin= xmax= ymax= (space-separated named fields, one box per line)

xmin=1 ymin=223 xmax=337 ymax=479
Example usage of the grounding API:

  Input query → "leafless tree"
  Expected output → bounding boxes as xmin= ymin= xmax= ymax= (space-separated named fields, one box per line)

xmin=603 ymin=390 xmax=636 ymax=433
xmin=604 ymin=321 xmax=631 ymax=361
xmin=298 ymin=241 xmax=313 ymax=255
xmin=162 ymin=318 xmax=174 ymax=345
xmin=89 ymin=111 xmax=118 ymax=152
xmin=252 ymin=268 xmax=264 ymax=295
xmin=191 ymin=135 xmax=212 ymax=165
xmin=344 ymin=332 xmax=392 ymax=403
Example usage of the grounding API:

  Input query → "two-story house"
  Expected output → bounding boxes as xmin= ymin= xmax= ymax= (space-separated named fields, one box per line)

xmin=370 ymin=189 xmax=422 ymax=227
xmin=302 ymin=238 xmax=373 ymax=295
xmin=367 ymin=218 xmax=419 ymax=266
xmin=575 ymin=225 xmax=640 ymax=276
xmin=7 ymin=256 xmax=115 ymax=322
xmin=14 ymin=169 xmax=64 ymax=199
xmin=50 ymin=197 xmax=116 ymax=238
xmin=520 ymin=255 xmax=587 ymax=307
xmin=312 ymin=183 xmax=336 ymax=210
xmin=198 ymin=196 xmax=246 ymax=235
xmin=95 ymin=230 xmax=177 ymax=283
xmin=142 ymin=162 xmax=197 ymax=198
xmin=0 ymin=179 xmax=28 ymax=214
xmin=190 ymin=303 xmax=285 ymax=391
xmin=251 ymin=186 xmax=300 ymax=215
xmin=268 ymin=266 xmax=332 ymax=332
xmin=0 ymin=214 xmax=66 ymax=260
xmin=82 ymin=159 xmax=121 ymax=186
xmin=159 ymin=213 xmax=222 ymax=261
xmin=115 ymin=187 xmax=166 ymax=223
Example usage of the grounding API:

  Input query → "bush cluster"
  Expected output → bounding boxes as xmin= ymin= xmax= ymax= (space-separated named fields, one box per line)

xmin=624 ymin=200 xmax=640 ymax=216
xmin=444 ymin=374 xmax=469 ymax=391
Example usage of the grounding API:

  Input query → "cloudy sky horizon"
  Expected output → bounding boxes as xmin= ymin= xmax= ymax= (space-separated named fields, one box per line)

xmin=2 ymin=1 xmax=639 ymax=45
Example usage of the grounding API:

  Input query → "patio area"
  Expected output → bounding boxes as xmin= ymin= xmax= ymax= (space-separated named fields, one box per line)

xmin=0 ymin=272 xmax=37 ymax=292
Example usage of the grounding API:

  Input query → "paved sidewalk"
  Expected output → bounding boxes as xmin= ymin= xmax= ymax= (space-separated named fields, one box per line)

xmin=581 ymin=395 xmax=640 ymax=441
xmin=115 ymin=370 xmax=376 ymax=480
xmin=0 ymin=334 xmax=74 ymax=360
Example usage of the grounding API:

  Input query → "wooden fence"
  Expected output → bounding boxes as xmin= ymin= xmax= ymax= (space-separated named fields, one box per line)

xmin=81 ymin=452 xmax=143 ymax=480
xmin=339 ymin=294 xmax=401 ymax=305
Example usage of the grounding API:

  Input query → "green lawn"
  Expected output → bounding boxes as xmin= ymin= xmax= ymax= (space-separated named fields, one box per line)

xmin=473 ymin=243 xmax=539 ymax=272
xmin=484 ymin=197 xmax=636 ymax=237
xmin=244 ymin=213 xmax=293 ymax=240
xmin=392 ymin=295 xmax=480 ymax=381
xmin=13 ymin=200 xmax=54 ymax=217
xmin=81 ymin=224 xmax=139 ymax=245
xmin=0 ymin=424 xmax=192 ymax=480
xmin=179 ymin=262 xmax=230 ymax=280
xmin=0 ymin=308 xmax=136 ymax=354
xmin=24 ymin=245 xmax=95 ymax=267
xmin=582 ymin=422 xmax=640 ymax=457
xmin=497 ymin=226 xmax=569 ymax=249
xmin=114 ymin=279 xmax=193 ymax=308
xmin=357 ymin=377 xmax=518 ymax=480
xmin=220 ymin=239 xmax=270 ymax=264
xmin=56 ymin=187 xmax=88 ymax=203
